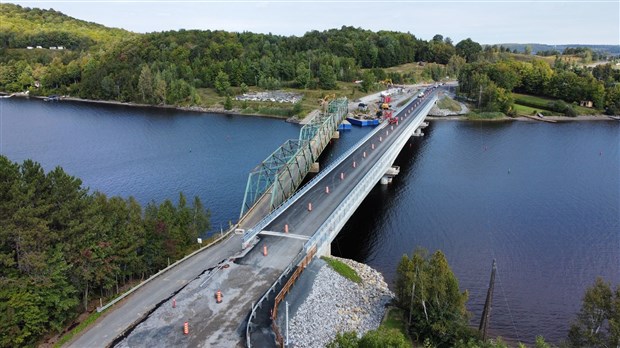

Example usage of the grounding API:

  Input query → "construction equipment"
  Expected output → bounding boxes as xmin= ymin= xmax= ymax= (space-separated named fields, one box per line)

xmin=318 ymin=94 xmax=336 ymax=111
xmin=379 ymin=79 xmax=393 ymax=87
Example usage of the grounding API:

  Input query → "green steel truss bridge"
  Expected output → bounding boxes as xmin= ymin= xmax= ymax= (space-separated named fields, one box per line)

xmin=239 ymin=98 xmax=348 ymax=223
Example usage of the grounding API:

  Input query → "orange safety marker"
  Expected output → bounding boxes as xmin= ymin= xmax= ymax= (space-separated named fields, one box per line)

xmin=353 ymin=161 xmax=357 ymax=168
xmin=284 ymin=224 xmax=289 ymax=233
xmin=308 ymin=202 xmax=313 ymax=211
xmin=325 ymin=186 xmax=330 ymax=194
xmin=172 ymin=298 xmax=176 ymax=308
xmin=216 ymin=290 xmax=223 ymax=303
xmin=184 ymin=322 xmax=189 ymax=335
xmin=263 ymin=245 xmax=268 ymax=256
xmin=340 ymin=172 xmax=344 ymax=180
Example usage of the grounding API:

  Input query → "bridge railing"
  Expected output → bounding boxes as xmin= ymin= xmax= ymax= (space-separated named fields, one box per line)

xmin=242 ymin=94 xmax=423 ymax=246
xmin=243 ymin=120 xmax=385 ymax=247
xmin=245 ymin=248 xmax=307 ymax=348
xmin=302 ymin=93 xmax=438 ymax=254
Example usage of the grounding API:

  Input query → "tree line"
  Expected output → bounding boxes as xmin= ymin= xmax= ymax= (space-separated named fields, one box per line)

xmin=0 ymin=156 xmax=210 ymax=347
xmin=384 ymin=248 xmax=617 ymax=347
xmin=0 ymin=4 xmax=130 ymax=50
xmin=457 ymin=55 xmax=620 ymax=115
xmin=1 ymin=4 xmax=483 ymax=106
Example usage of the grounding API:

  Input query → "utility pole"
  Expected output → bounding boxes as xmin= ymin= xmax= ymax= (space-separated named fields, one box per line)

xmin=285 ymin=301 xmax=289 ymax=347
xmin=479 ymin=259 xmax=497 ymax=341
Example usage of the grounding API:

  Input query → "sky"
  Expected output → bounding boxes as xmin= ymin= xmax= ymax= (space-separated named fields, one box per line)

xmin=6 ymin=0 xmax=620 ymax=45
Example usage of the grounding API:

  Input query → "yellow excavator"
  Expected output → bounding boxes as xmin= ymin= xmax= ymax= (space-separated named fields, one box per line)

xmin=318 ymin=93 xmax=336 ymax=111
xmin=379 ymin=79 xmax=393 ymax=88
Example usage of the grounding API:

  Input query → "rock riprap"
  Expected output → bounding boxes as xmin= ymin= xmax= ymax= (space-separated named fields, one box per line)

xmin=288 ymin=257 xmax=393 ymax=347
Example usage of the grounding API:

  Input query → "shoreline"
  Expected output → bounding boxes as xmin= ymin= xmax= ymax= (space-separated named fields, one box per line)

xmin=4 ymin=93 xmax=292 ymax=121
xmin=427 ymin=114 xmax=618 ymax=122
xmin=4 ymin=92 xmax=618 ymax=123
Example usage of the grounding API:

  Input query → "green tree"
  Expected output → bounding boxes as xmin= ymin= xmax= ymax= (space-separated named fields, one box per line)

xmin=214 ymin=70 xmax=231 ymax=96
xmin=455 ymin=38 xmax=482 ymax=63
xmin=446 ymin=55 xmax=466 ymax=79
xmin=326 ymin=328 xmax=408 ymax=348
xmin=138 ymin=64 xmax=154 ymax=103
xmin=224 ymin=96 xmax=233 ymax=110
xmin=319 ymin=64 xmax=337 ymax=90
xmin=295 ymin=62 xmax=311 ymax=89
xmin=359 ymin=327 xmax=408 ymax=348
xmin=604 ymin=84 xmax=620 ymax=115
xmin=395 ymin=249 xmax=471 ymax=347
xmin=568 ymin=277 xmax=620 ymax=348
xmin=327 ymin=331 xmax=360 ymax=348
xmin=360 ymin=70 xmax=376 ymax=93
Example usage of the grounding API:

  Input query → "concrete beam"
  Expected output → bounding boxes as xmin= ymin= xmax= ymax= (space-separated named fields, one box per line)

xmin=259 ymin=230 xmax=311 ymax=241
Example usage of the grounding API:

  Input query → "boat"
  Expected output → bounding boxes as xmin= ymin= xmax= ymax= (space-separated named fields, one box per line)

xmin=44 ymin=95 xmax=61 ymax=102
xmin=346 ymin=116 xmax=379 ymax=127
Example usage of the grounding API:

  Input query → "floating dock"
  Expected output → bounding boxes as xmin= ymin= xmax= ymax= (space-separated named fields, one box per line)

xmin=346 ymin=116 xmax=379 ymax=127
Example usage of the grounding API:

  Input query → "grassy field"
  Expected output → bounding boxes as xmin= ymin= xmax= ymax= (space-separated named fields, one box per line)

xmin=513 ymin=103 xmax=555 ymax=115
xmin=380 ymin=307 xmax=413 ymax=347
xmin=321 ymin=257 xmax=362 ymax=283
xmin=511 ymin=53 xmax=582 ymax=67
xmin=513 ymin=92 xmax=600 ymax=115
xmin=466 ymin=111 xmax=507 ymax=120
xmin=437 ymin=96 xmax=461 ymax=111
xmin=197 ymin=82 xmax=366 ymax=119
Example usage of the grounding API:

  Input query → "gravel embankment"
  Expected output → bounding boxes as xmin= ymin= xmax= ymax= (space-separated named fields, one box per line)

xmin=288 ymin=257 xmax=394 ymax=347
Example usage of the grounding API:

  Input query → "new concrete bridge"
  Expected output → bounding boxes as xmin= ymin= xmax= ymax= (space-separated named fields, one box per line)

xmin=67 ymin=86 xmax=440 ymax=348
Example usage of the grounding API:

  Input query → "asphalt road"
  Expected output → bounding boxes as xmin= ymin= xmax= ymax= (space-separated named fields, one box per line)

xmin=65 ymin=233 xmax=244 ymax=348
xmin=263 ymin=88 xmax=438 ymax=240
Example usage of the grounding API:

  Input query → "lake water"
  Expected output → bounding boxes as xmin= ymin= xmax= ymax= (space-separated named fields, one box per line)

xmin=1 ymin=98 xmax=618 ymax=344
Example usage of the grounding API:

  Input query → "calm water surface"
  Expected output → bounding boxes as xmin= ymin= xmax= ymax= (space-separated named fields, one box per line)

xmin=1 ymin=98 xmax=618 ymax=344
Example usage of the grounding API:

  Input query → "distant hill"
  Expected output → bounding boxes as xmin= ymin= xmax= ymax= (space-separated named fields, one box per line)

xmin=0 ymin=3 xmax=133 ymax=49
xmin=497 ymin=43 xmax=620 ymax=55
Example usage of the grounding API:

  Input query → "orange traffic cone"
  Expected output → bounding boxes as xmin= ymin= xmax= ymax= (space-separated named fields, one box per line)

xmin=263 ymin=245 xmax=268 ymax=256
xmin=216 ymin=290 xmax=223 ymax=303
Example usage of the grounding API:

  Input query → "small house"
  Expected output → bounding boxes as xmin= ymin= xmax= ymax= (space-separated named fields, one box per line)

xmin=579 ymin=100 xmax=593 ymax=108
xmin=36 ymin=46 xmax=42 ymax=49
xmin=26 ymin=46 xmax=33 ymax=50
xmin=50 ymin=46 xmax=57 ymax=50
xmin=57 ymin=46 xmax=64 ymax=50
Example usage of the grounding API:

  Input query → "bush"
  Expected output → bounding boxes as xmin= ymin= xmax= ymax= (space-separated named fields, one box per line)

xmin=547 ymin=100 xmax=577 ymax=117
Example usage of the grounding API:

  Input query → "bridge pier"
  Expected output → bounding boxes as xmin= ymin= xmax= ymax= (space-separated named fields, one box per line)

xmin=332 ymin=130 xmax=340 ymax=139
xmin=318 ymin=242 xmax=331 ymax=257
xmin=380 ymin=165 xmax=400 ymax=185
xmin=413 ymin=128 xmax=424 ymax=137
xmin=310 ymin=162 xmax=320 ymax=173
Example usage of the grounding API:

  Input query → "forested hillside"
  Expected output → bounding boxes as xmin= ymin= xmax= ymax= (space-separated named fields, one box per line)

xmin=0 ymin=156 xmax=210 ymax=347
xmin=0 ymin=3 xmax=130 ymax=49
xmin=0 ymin=4 xmax=462 ymax=105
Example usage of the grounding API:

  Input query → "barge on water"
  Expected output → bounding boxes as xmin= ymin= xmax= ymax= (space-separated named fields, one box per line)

xmin=346 ymin=116 xmax=379 ymax=127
